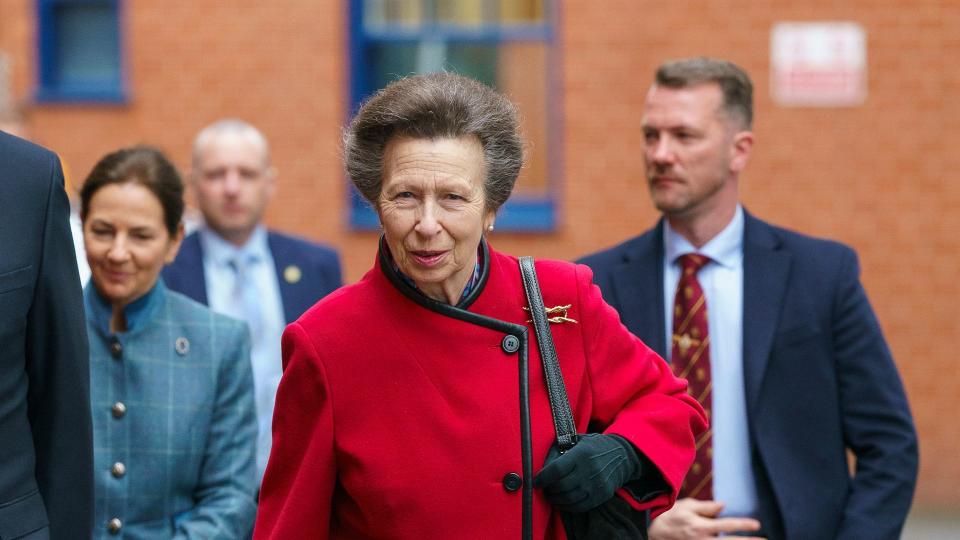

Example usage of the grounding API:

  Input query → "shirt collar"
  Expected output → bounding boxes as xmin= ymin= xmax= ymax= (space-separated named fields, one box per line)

xmin=663 ymin=205 xmax=744 ymax=269
xmin=84 ymin=279 xmax=166 ymax=336
xmin=199 ymin=225 xmax=270 ymax=267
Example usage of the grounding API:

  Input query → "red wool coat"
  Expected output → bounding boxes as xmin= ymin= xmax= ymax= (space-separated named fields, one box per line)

xmin=254 ymin=244 xmax=705 ymax=539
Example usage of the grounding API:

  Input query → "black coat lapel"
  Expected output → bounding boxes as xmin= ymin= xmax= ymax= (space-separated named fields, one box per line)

xmin=742 ymin=212 xmax=791 ymax=411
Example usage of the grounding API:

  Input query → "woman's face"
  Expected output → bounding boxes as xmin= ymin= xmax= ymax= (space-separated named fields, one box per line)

xmin=378 ymin=136 xmax=495 ymax=304
xmin=84 ymin=182 xmax=183 ymax=308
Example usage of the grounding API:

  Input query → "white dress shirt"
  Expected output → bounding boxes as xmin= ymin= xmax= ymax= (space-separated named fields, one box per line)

xmin=663 ymin=205 xmax=758 ymax=517
xmin=199 ymin=226 xmax=285 ymax=482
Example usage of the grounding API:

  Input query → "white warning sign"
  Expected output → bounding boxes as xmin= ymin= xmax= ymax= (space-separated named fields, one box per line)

xmin=771 ymin=22 xmax=867 ymax=107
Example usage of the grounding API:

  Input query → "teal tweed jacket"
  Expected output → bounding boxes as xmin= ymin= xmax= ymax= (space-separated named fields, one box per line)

xmin=85 ymin=281 xmax=257 ymax=539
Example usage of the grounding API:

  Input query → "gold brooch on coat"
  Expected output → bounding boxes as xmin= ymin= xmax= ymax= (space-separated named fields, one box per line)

xmin=523 ymin=304 xmax=577 ymax=324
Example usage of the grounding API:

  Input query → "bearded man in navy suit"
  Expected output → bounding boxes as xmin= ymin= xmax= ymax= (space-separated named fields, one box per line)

xmin=578 ymin=58 xmax=917 ymax=540
xmin=0 ymin=131 xmax=92 ymax=539
xmin=162 ymin=119 xmax=341 ymax=482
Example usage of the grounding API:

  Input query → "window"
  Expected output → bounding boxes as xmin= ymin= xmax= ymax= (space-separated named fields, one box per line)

xmin=349 ymin=0 xmax=558 ymax=231
xmin=36 ymin=0 xmax=124 ymax=102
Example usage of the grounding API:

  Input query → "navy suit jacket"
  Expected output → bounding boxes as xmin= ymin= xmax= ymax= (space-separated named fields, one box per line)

xmin=578 ymin=211 xmax=918 ymax=540
xmin=162 ymin=230 xmax=342 ymax=324
xmin=0 ymin=131 xmax=93 ymax=539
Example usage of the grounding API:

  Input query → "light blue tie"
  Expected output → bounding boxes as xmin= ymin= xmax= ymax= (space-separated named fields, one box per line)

xmin=228 ymin=254 xmax=263 ymax=344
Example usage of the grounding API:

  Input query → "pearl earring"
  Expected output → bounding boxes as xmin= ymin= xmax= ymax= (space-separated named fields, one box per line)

xmin=487 ymin=224 xmax=495 ymax=232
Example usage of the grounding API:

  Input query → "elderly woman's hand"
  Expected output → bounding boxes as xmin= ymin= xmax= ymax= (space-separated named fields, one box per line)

xmin=534 ymin=433 xmax=642 ymax=513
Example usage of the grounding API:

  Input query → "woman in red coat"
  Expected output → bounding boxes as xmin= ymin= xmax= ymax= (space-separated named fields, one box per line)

xmin=254 ymin=72 xmax=706 ymax=540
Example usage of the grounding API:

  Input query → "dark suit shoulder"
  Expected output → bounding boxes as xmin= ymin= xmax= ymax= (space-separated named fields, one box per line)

xmin=267 ymin=229 xmax=343 ymax=319
xmin=577 ymin=230 xmax=656 ymax=268
xmin=752 ymin=218 xmax=858 ymax=271
xmin=0 ymin=133 xmax=60 ymax=207
xmin=179 ymin=230 xmax=202 ymax=247
xmin=763 ymin=219 xmax=852 ymax=251
xmin=267 ymin=229 xmax=340 ymax=276
xmin=161 ymin=232 xmax=205 ymax=300
xmin=0 ymin=131 xmax=58 ymax=169
xmin=267 ymin=230 xmax=338 ymax=258
xmin=576 ymin=228 xmax=660 ymax=294
xmin=167 ymin=232 xmax=203 ymax=265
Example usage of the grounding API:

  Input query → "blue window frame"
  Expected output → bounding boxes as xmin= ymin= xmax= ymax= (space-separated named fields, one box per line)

xmin=348 ymin=0 xmax=559 ymax=232
xmin=36 ymin=0 xmax=125 ymax=103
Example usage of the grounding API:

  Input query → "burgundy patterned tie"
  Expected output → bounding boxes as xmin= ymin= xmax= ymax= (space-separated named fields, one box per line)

xmin=672 ymin=253 xmax=713 ymax=500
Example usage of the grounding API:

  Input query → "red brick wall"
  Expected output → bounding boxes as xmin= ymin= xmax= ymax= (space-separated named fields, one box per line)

xmin=2 ymin=0 xmax=957 ymax=510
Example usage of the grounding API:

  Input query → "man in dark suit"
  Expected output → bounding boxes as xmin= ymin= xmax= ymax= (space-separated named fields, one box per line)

xmin=578 ymin=58 xmax=917 ymax=539
xmin=0 ymin=131 xmax=92 ymax=539
xmin=162 ymin=119 xmax=341 ymax=482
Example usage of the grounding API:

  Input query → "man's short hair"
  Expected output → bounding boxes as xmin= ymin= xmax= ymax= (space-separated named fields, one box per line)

xmin=655 ymin=57 xmax=754 ymax=129
xmin=192 ymin=118 xmax=271 ymax=169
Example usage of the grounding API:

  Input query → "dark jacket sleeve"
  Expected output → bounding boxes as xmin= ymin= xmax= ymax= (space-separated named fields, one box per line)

xmin=320 ymin=248 xmax=343 ymax=292
xmin=832 ymin=249 xmax=918 ymax=539
xmin=25 ymin=156 xmax=94 ymax=539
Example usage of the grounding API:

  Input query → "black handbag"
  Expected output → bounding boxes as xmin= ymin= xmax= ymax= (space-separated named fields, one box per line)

xmin=519 ymin=256 xmax=649 ymax=540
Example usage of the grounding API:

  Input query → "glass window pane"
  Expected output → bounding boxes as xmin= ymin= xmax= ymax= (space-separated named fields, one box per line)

xmin=361 ymin=41 xmax=549 ymax=195
xmin=446 ymin=43 xmax=497 ymax=87
xmin=435 ymin=0 xmax=485 ymax=26
xmin=364 ymin=43 xmax=419 ymax=91
xmin=352 ymin=0 xmax=555 ymax=230
xmin=54 ymin=4 xmax=120 ymax=87
xmin=364 ymin=0 xmax=423 ymax=29
xmin=500 ymin=0 xmax=544 ymax=23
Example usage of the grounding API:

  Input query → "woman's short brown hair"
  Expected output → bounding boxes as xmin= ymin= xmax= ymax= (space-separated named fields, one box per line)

xmin=344 ymin=72 xmax=524 ymax=212
xmin=80 ymin=145 xmax=184 ymax=236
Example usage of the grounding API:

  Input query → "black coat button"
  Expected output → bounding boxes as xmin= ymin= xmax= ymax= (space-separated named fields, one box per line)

xmin=501 ymin=335 xmax=520 ymax=354
xmin=502 ymin=472 xmax=523 ymax=492
xmin=109 ymin=338 xmax=123 ymax=359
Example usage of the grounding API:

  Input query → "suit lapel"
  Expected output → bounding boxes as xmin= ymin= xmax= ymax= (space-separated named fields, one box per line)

xmin=174 ymin=234 xmax=209 ymax=305
xmin=267 ymin=233 xmax=297 ymax=323
xmin=742 ymin=213 xmax=791 ymax=411
xmin=612 ymin=222 xmax=667 ymax=356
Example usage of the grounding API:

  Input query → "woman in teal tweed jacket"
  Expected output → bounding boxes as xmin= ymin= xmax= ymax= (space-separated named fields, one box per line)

xmin=80 ymin=146 xmax=257 ymax=538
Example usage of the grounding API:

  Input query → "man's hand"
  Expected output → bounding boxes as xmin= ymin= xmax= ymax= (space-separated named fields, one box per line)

xmin=649 ymin=498 xmax=764 ymax=540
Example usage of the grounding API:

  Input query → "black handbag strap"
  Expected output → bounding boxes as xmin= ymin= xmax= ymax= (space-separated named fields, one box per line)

xmin=519 ymin=256 xmax=578 ymax=452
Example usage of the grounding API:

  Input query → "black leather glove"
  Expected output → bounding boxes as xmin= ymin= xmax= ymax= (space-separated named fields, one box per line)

xmin=534 ymin=433 xmax=641 ymax=513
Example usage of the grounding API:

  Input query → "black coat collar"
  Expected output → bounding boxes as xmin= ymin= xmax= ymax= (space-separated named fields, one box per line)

xmin=378 ymin=235 xmax=493 ymax=314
